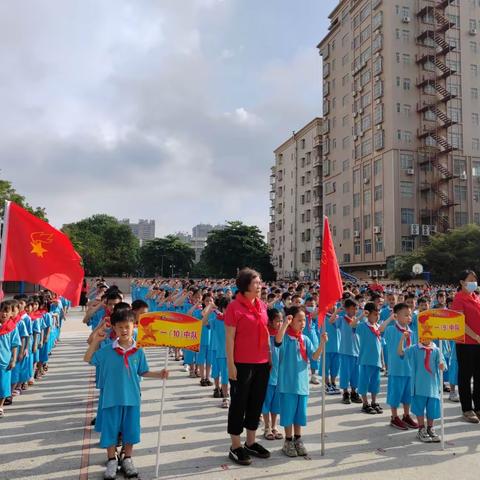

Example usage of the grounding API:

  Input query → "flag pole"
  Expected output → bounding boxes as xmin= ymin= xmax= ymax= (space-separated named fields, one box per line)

xmin=321 ymin=336 xmax=326 ymax=456
xmin=0 ymin=201 xmax=11 ymax=284
xmin=155 ymin=347 xmax=169 ymax=478
xmin=440 ymin=340 xmax=445 ymax=450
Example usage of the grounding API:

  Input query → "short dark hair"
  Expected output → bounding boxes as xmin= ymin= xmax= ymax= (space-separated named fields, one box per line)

xmin=458 ymin=270 xmax=477 ymax=287
xmin=364 ymin=302 xmax=378 ymax=314
xmin=285 ymin=305 xmax=305 ymax=318
xmin=344 ymin=298 xmax=358 ymax=309
xmin=131 ymin=300 xmax=148 ymax=311
xmin=216 ymin=296 xmax=231 ymax=311
xmin=236 ymin=268 xmax=260 ymax=294
xmin=113 ymin=302 xmax=131 ymax=313
xmin=111 ymin=309 xmax=135 ymax=326
xmin=105 ymin=292 xmax=122 ymax=302
xmin=393 ymin=302 xmax=410 ymax=314
xmin=267 ymin=308 xmax=282 ymax=323
xmin=418 ymin=297 xmax=428 ymax=304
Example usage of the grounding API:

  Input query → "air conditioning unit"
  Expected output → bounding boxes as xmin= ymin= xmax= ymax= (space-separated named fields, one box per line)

xmin=406 ymin=168 xmax=415 ymax=175
xmin=379 ymin=269 xmax=386 ymax=278
xmin=353 ymin=135 xmax=359 ymax=140
xmin=376 ymin=98 xmax=382 ymax=104
xmin=364 ymin=177 xmax=370 ymax=184
xmin=353 ymin=112 xmax=358 ymax=118
xmin=373 ymin=226 xmax=382 ymax=234
xmin=430 ymin=225 xmax=437 ymax=233
xmin=470 ymin=28 xmax=478 ymax=36
xmin=410 ymin=224 xmax=420 ymax=236
xmin=354 ymin=230 xmax=360 ymax=237
xmin=422 ymin=224 xmax=431 ymax=236
xmin=376 ymin=125 xmax=382 ymax=130
xmin=373 ymin=270 xmax=379 ymax=277
xmin=367 ymin=269 xmax=373 ymax=277
xmin=460 ymin=173 xmax=467 ymax=180
xmin=402 ymin=16 xmax=411 ymax=23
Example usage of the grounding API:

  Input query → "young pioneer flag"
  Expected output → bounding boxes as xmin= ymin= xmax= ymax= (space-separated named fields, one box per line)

xmin=317 ymin=215 xmax=343 ymax=327
xmin=0 ymin=201 xmax=84 ymax=305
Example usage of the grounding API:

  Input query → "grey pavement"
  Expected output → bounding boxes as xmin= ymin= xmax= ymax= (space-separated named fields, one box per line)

xmin=1 ymin=307 xmax=480 ymax=480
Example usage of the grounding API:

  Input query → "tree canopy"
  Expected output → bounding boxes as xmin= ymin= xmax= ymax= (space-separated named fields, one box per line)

xmin=139 ymin=235 xmax=195 ymax=277
xmin=392 ymin=224 xmax=480 ymax=283
xmin=201 ymin=221 xmax=275 ymax=280
xmin=0 ymin=179 xmax=47 ymax=220
xmin=62 ymin=214 xmax=140 ymax=276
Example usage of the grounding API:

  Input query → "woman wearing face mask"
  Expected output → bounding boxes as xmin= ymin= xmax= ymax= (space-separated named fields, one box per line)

xmin=452 ymin=270 xmax=480 ymax=423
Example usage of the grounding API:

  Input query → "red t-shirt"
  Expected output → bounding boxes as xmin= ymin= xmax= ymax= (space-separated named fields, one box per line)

xmin=369 ymin=283 xmax=384 ymax=293
xmin=224 ymin=293 xmax=269 ymax=364
xmin=452 ymin=291 xmax=480 ymax=345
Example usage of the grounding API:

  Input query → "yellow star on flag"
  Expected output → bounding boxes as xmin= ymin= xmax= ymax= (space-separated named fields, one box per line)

xmin=31 ymin=241 xmax=48 ymax=258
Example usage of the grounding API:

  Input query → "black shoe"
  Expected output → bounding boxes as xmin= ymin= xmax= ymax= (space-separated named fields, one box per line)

xmin=229 ymin=446 xmax=252 ymax=465
xmin=361 ymin=403 xmax=377 ymax=414
xmin=350 ymin=392 xmax=363 ymax=404
xmin=91 ymin=416 xmax=96 ymax=426
xmin=342 ymin=392 xmax=351 ymax=404
xmin=244 ymin=442 xmax=271 ymax=459
xmin=213 ymin=388 xmax=221 ymax=398
xmin=372 ymin=403 xmax=383 ymax=414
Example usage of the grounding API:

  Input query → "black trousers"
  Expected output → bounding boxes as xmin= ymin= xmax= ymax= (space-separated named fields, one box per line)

xmin=456 ymin=343 xmax=480 ymax=412
xmin=227 ymin=363 xmax=270 ymax=436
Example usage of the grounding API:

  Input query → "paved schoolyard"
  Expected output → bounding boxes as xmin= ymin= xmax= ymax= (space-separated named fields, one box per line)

xmin=1 ymin=307 xmax=480 ymax=480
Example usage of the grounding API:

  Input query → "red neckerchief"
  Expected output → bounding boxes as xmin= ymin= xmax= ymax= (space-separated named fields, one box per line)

xmin=268 ymin=326 xmax=279 ymax=336
xmin=215 ymin=310 xmax=224 ymax=321
xmin=12 ymin=313 xmax=22 ymax=325
xmin=395 ymin=322 xmax=411 ymax=347
xmin=286 ymin=326 xmax=307 ymax=362
xmin=419 ymin=343 xmax=434 ymax=375
xmin=0 ymin=319 xmax=16 ymax=335
xmin=109 ymin=329 xmax=117 ymax=340
xmin=114 ymin=345 xmax=138 ymax=370
xmin=344 ymin=314 xmax=354 ymax=325
xmin=30 ymin=311 xmax=43 ymax=321
xmin=236 ymin=293 xmax=269 ymax=350
xmin=306 ymin=312 xmax=312 ymax=330
xmin=366 ymin=322 xmax=381 ymax=340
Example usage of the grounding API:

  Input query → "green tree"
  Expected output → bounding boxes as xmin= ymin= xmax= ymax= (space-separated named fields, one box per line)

xmin=139 ymin=235 xmax=195 ymax=276
xmin=0 ymin=179 xmax=47 ymax=220
xmin=62 ymin=215 xmax=140 ymax=276
xmin=392 ymin=224 xmax=480 ymax=283
xmin=201 ymin=221 xmax=276 ymax=280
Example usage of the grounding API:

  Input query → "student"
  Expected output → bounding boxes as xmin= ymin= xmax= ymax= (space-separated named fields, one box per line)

xmin=323 ymin=306 xmax=341 ymax=395
xmin=382 ymin=303 xmax=418 ymax=430
xmin=303 ymin=297 xmax=320 ymax=385
xmin=0 ymin=301 xmax=21 ymax=416
xmin=275 ymin=306 xmax=327 ymax=457
xmin=411 ymin=297 xmax=430 ymax=345
xmin=84 ymin=309 xmax=169 ymax=479
xmin=379 ymin=293 xmax=396 ymax=373
xmin=445 ymin=296 xmax=459 ymax=402
xmin=261 ymin=309 xmax=283 ymax=440
xmin=195 ymin=294 xmax=213 ymax=387
xmin=335 ymin=299 xmax=362 ymax=404
xmin=11 ymin=300 xmax=30 ymax=396
xmin=398 ymin=330 xmax=446 ymax=443
xmin=356 ymin=302 xmax=383 ymax=414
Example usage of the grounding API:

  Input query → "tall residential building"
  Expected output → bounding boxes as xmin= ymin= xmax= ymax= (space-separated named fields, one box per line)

xmin=269 ymin=118 xmax=323 ymax=280
xmin=317 ymin=0 xmax=480 ymax=277
xmin=120 ymin=218 xmax=155 ymax=245
xmin=175 ymin=224 xmax=225 ymax=263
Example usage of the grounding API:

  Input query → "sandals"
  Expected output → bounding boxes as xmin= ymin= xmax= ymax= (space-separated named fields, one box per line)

xmin=4 ymin=397 xmax=13 ymax=406
xmin=272 ymin=428 xmax=283 ymax=440
xmin=221 ymin=397 xmax=230 ymax=409
xmin=0 ymin=408 xmax=4 ymax=418
xmin=264 ymin=426 xmax=275 ymax=440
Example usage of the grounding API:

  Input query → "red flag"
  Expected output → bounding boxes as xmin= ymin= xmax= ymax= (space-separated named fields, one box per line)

xmin=317 ymin=216 xmax=343 ymax=326
xmin=0 ymin=202 xmax=84 ymax=305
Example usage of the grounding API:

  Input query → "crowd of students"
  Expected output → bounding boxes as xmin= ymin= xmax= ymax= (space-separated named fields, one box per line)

xmin=0 ymin=293 xmax=69 ymax=417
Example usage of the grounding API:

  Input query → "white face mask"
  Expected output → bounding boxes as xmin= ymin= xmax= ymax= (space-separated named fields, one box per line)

xmin=466 ymin=281 xmax=478 ymax=293
xmin=305 ymin=306 xmax=315 ymax=313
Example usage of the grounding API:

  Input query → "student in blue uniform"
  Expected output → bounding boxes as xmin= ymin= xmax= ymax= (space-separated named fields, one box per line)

xmin=356 ymin=302 xmax=383 ymax=414
xmin=398 ymin=330 xmax=446 ymax=443
xmin=196 ymin=293 xmax=213 ymax=387
xmin=379 ymin=293 xmax=396 ymax=373
xmin=0 ymin=301 xmax=21 ymax=416
xmin=261 ymin=308 xmax=283 ymax=441
xmin=303 ymin=297 xmax=320 ymax=385
xmin=84 ymin=308 xmax=169 ymax=480
xmin=334 ymin=299 xmax=362 ymax=405
xmin=11 ymin=300 xmax=29 ymax=396
xmin=275 ymin=306 xmax=327 ymax=458
xmin=382 ymin=303 xmax=418 ymax=431
xmin=323 ymin=307 xmax=341 ymax=394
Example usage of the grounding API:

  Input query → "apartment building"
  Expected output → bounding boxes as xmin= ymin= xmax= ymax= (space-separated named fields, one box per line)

xmin=269 ymin=118 xmax=323 ymax=279
xmin=120 ymin=218 xmax=155 ymax=245
xmin=318 ymin=0 xmax=480 ymax=277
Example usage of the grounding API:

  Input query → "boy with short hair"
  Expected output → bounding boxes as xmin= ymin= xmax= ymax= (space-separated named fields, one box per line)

xmin=84 ymin=309 xmax=169 ymax=479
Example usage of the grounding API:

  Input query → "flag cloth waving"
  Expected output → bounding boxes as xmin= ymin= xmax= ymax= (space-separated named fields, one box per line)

xmin=0 ymin=202 xmax=84 ymax=305
xmin=317 ymin=216 xmax=343 ymax=326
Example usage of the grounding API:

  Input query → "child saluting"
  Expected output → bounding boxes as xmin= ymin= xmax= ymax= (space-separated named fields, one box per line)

xmin=84 ymin=309 xmax=169 ymax=479
xmin=275 ymin=306 xmax=327 ymax=457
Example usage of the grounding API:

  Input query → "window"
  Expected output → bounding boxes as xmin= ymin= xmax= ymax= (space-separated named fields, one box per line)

xmin=343 ymin=181 xmax=350 ymax=193
xmin=354 ymin=240 xmax=361 ymax=255
xmin=454 ymin=158 xmax=467 ymax=176
xmin=375 ymin=237 xmax=383 ymax=253
xmin=374 ymin=185 xmax=383 ymax=201
xmin=374 ymin=130 xmax=385 ymax=150
xmin=471 ymin=64 xmax=479 ymax=78
xmin=364 ymin=214 xmax=371 ymax=230
xmin=343 ymin=205 xmax=351 ymax=216
xmin=353 ymin=217 xmax=360 ymax=231
xmin=374 ymin=80 xmax=383 ymax=100
xmin=343 ymin=136 xmax=350 ymax=149
xmin=401 ymin=236 xmax=414 ymax=253
xmin=473 ymin=138 xmax=480 ymax=151
xmin=374 ymin=159 xmax=382 ymax=176
xmin=343 ymin=159 xmax=350 ymax=171
xmin=374 ymin=211 xmax=383 ymax=227
xmin=455 ymin=212 xmax=468 ymax=227
xmin=403 ymin=78 xmax=411 ymax=90
xmin=362 ymin=138 xmax=372 ymax=156
xmin=301 ymin=139 xmax=306 ymax=149
xmin=344 ymin=253 xmax=351 ymax=263
xmin=402 ymin=53 xmax=411 ymax=65
xmin=400 ymin=181 xmax=414 ymax=198
xmin=364 ymin=239 xmax=372 ymax=254
xmin=400 ymin=152 xmax=414 ymax=169
xmin=364 ymin=189 xmax=371 ymax=206
xmin=470 ymin=41 xmax=478 ymax=54
xmin=401 ymin=208 xmax=414 ymax=224
xmin=473 ymin=161 xmax=480 ymax=176
xmin=353 ymin=169 xmax=360 ymax=185
xmin=373 ymin=56 xmax=383 ymax=75
xmin=343 ymin=228 xmax=350 ymax=240
xmin=472 ymin=88 xmax=479 ymax=100
xmin=353 ymin=193 xmax=360 ymax=208
xmin=454 ymin=185 xmax=467 ymax=202
xmin=402 ymin=30 xmax=410 ymax=42
xmin=374 ymin=104 xmax=383 ymax=124
xmin=474 ymin=113 xmax=480 ymax=126
xmin=470 ymin=19 xmax=477 ymax=30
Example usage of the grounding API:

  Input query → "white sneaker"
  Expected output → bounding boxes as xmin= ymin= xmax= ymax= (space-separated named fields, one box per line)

xmin=104 ymin=459 xmax=118 ymax=479
xmin=449 ymin=391 xmax=460 ymax=402
xmin=310 ymin=374 xmax=320 ymax=385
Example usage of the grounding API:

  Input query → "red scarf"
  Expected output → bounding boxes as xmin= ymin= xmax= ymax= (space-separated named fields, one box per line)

xmin=395 ymin=323 xmax=411 ymax=347
xmin=268 ymin=326 xmax=279 ymax=336
xmin=109 ymin=329 xmax=117 ymax=340
xmin=419 ymin=343 xmax=433 ymax=375
xmin=236 ymin=293 xmax=269 ymax=350
xmin=215 ymin=310 xmax=224 ymax=321
xmin=114 ymin=345 xmax=138 ymax=370
xmin=344 ymin=314 xmax=354 ymax=325
xmin=366 ymin=322 xmax=381 ymax=340
xmin=306 ymin=313 xmax=312 ymax=330
xmin=0 ymin=319 xmax=16 ymax=335
xmin=12 ymin=313 xmax=22 ymax=325
xmin=30 ymin=311 xmax=43 ymax=321
xmin=286 ymin=326 xmax=307 ymax=362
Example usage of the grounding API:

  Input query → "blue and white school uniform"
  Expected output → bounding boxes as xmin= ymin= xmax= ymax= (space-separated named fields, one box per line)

xmin=11 ymin=318 xmax=29 ymax=385
xmin=336 ymin=312 xmax=360 ymax=390
xmin=322 ymin=313 xmax=341 ymax=380
xmin=195 ymin=308 xmax=212 ymax=366
xmin=379 ymin=306 xmax=393 ymax=367
xmin=31 ymin=314 xmax=43 ymax=365
xmin=385 ymin=324 xmax=413 ymax=408
xmin=213 ymin=314 xmax=228 ymax=385
xmin=0 ymin=326 xmax=21 ymax=398
xmin=262 ymin=334 xmax=280 ymax=415
xmin=303 ymin=311 xmax=319 ymax=371
xmin=181 ymin=302 xmax=197 ymax=366
xmin=410 ymin=310 xmax=419 ymax=345
xmin=208 ymin=311 xmax=220 ymax=380
xmin=277 ymin=334 xmax=316 ymax=427
xmin=90 ymin=340 xmax=149 ymax=448
xmin=39 ymin=312 xmax=52 ymax=364
xmin=89 ymin=308 xmax=105 ymax=331
xmin=19 ymin=313 xmax=34 ymax=383
xmin=404 ymin=343 xmax=445 ymax=420
xmin=448 ymin=341 xmax=458 ymax=386
xmin=357 ymin=322 xmax=382 ymax=395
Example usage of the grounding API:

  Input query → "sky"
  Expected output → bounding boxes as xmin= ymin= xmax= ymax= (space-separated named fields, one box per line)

xmin=1 ymin=0 xmax=338 ymax=237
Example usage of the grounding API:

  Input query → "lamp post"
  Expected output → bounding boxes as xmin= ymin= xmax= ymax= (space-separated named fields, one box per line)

xmin=170 ymin=264 xmax=175 ymax=278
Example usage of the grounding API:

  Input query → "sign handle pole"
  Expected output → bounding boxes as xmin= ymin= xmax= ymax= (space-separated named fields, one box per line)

xmin=321 ymin=344 xmax=326 ymax=456
xmin=440 ymin=340 xmax=445 ymax=451
xmin=155 ymin=348 xmax=169 ymax=478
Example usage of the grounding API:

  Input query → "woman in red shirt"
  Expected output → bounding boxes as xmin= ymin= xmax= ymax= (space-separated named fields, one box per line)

xmin=452 ymin=270 xmax=480 ymax=424
xmin=225 ymin=268 xmax=271 ymax=466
